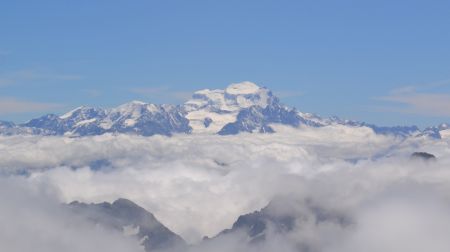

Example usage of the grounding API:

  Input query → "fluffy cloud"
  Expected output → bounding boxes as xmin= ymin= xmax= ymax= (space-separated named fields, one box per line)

xmin=1 ymin=124 xmax=450 ymax=251
xmin=0 ymin=177 xmax=144 ymax=252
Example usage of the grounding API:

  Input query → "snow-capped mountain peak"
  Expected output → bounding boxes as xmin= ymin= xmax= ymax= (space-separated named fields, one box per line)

xmin=223 ymin=81 xmax=274 ymax=109
xmin=97 ymin=101 xmax=190 ymax=135
xmin=60 ymin=106 xmax=106 ymax=121
xmin=225 ymin=81 xmax=261 ymax=95
xmin=0 ymin=82 xmax=446 ymax=139
xmin=185 ymin=82 xmax=273 ymax=112
xmin=110 ymin=101 xmax=148 ymax=120
xmin=113 ymin=100 xmax=147 ymax=113
xmin=184 ymin=82 xmax=277 ymax=133
xmin=60 ymin=106 xmax=85 ymax=119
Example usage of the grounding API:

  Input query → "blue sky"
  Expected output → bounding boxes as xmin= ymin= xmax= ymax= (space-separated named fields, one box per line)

xmin=1 ymin=0 xmax=450 ymax=127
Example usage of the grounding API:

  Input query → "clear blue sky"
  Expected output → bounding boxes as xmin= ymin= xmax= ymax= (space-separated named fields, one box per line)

xmin=1 ymin=0 xmax=450 ymax=127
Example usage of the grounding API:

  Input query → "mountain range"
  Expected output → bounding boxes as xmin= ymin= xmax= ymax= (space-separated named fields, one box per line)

xmin=1 ymin=82 xmax=448 ymax=138
xmin=68 ymin=197 xmax=349 ymax=252
xmin=68 ymin=199 xmax=186 ymax=252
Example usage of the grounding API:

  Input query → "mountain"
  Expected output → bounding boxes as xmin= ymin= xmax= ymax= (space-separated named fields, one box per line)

xmin=100 ymin=102 xmax=191 ymax=136
xmin=420 ymin=123 xmax=450 ymax=139
xmin=20 ymin=103 xmax=191 ymax=137
xmin=411 ymin=151 xmax=437 ymax=161
xmin=0 ymin=82 xmax=446 ymax=138
xmin=68 ymin=198 xmax=186 ymax=252
xmin=0 ymin=120 xmax=50 ymax=135
xmin=184 ymin=82 xmax=280 ymax=134
xmin=200 ymin=196 xmax=350 ymax=251
xmin=68 ymin=197 xmax=350 ymax=252
xmin=218 ymin=103 xmax=319 ymax=135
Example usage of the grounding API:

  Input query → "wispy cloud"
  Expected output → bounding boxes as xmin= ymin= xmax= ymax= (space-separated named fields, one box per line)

xmin=376 ymin=92 xmax=450 ymax=117
xmin=374 ymin=79 xmax=450 ymax=117
xmin=81 ymin=89 xmax=102 ymax=98
xmin=0 ymin=69 xmax=83 ymax=87
xmin=0 ymin=97 xmax=63 ymax=115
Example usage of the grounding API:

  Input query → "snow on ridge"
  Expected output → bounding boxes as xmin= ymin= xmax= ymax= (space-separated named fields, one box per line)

xmin=75 ymin=118 xmax=97 ymax=127
xmin=60 ymin=106 xmax=85 ymax=119
xmin=183 ymin=82 xmax=274 ymax=133
xmin=114 ymin=100 xmax=146 ymax=110
xmin=3 ymin=81 xmax=442 ymax=138
xmin=184 ymin=82 xmax=272 ymax=111
xmin=225 ymin=81 xmax=261 ymax=95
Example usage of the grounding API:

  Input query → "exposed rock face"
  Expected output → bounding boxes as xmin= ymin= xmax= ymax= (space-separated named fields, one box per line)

xmin=218 ymin=103 xmax=319 ymax=135
xmin=19 ymin=103 xmax=191 ymax=137
xmin=411 ymin=152 xmax=437 ymax=161
xmin=66 ymin=197 xmax=353 ymax=251
xmin=67 ymin=198 xmax=186 ymax=252
xmin=203 ymin=197 xmax=351 ymax=250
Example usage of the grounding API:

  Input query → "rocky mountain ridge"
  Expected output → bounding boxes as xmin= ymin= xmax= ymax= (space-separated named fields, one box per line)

xmin=0 ymin=82 xmax=447 ymax=138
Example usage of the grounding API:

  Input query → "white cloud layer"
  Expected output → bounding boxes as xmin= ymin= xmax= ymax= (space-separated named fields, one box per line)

xmin=0 ymin=177 xmax=144 ymax=252
xmin=0 ymin=97 xmax=62 ymax=114
xmin=1 ymin=124 xmax=450 ymax=251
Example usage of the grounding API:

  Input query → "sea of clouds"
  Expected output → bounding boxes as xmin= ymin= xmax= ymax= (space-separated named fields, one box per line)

xmin=1 ymin=124 xmax=450 ymax=251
